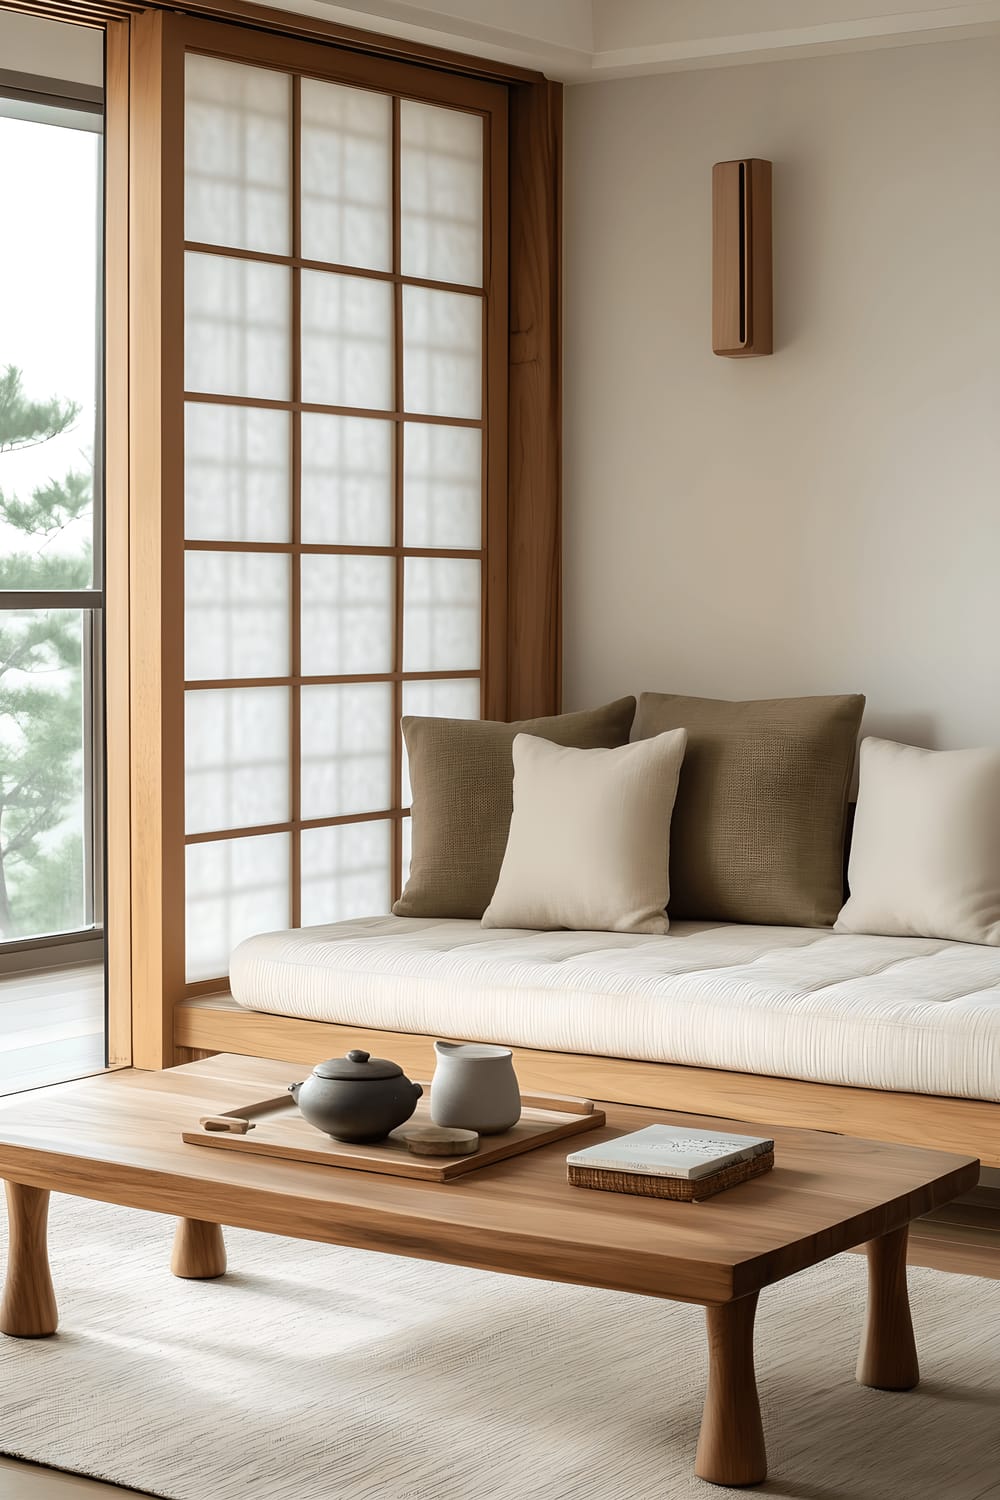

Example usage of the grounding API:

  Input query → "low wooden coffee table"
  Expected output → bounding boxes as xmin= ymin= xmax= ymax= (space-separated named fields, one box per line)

xmin=0 ymin=1054 xmax=978 ymax=1488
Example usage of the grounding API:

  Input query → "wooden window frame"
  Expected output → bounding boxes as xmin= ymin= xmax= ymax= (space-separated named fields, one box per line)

xmin=72 ymin=4 xmax=561 ymax=1067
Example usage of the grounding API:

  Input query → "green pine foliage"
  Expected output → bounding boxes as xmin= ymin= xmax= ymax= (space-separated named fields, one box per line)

xmin=0 ymin=364 xmax=79 ymax=454
xmin=0 ymin=364 xmax=91 ymax=939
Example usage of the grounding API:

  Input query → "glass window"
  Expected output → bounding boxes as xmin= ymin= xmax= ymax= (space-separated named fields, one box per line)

xmin=0 ymin=97 xmax=103 ymax=950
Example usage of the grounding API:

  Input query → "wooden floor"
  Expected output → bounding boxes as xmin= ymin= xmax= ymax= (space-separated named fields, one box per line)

xmin=905 ymin=1180 xmax=1000 ymax=1278
xmin=0 ymin=1458 xmax=143 ymax=1497
xmin=0 ymin=963 xmax=105 ymax=1096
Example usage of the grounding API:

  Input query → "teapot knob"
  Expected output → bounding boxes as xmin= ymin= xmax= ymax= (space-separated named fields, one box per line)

xmin=347 ymin=1049 xmax=370 ymax=1064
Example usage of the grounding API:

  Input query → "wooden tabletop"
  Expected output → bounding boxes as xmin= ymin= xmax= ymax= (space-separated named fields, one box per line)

xmin=0 ymin=1055 xmax=978 ymax=1305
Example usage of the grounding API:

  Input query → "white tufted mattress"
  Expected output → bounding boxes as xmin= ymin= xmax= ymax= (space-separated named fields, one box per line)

xmin=229 ymin=917 xmax=1000 ymax=1103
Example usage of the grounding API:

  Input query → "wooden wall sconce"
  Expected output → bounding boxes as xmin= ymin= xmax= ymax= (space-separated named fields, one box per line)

xmin=712 ymin=158 xmax=772 ymax=357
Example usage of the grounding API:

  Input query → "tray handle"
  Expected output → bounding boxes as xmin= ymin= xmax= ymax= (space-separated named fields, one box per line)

xmin=517 ymin=1092 xmax=595 ymax=1115
xmin=199 ymin=1116 xmax=254 ymax=1135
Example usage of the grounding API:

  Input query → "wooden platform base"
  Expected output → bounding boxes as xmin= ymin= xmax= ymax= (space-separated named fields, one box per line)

xmin=175 ymin=995 xmax=1000 ymax=1167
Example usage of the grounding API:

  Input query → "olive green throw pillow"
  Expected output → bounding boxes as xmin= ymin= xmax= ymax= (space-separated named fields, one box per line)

xmin=633 ymin=692 xmax=865 ymax=927
xmin=394 ymin=698 xmax=637 ymax=920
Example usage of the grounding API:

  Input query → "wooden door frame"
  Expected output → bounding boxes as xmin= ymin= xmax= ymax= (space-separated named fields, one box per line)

xmin=100 ymin=9 xmax=561 ymax=1067
xmin=0 ymin=7 xmax=137 ymax=1071
xmin=104 ymin=17 xmax=134 ymax=1068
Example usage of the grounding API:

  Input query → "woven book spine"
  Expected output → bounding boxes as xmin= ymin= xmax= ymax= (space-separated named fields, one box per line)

xmin=567 ymin=1150 xmax=774 ymax=1202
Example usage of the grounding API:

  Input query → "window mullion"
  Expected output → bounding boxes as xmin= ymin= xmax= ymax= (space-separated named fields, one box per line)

xmin=289 ymin=72 xmax=302 ymax=932
xmin=0 ymin=592 xmax=104 ymax=611
xmin=391 ymin=94 xmax=404 ymax=906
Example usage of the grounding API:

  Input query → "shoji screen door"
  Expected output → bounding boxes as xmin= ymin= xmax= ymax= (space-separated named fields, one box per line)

xmin=150 ymin=20 xmax=508 ymax=993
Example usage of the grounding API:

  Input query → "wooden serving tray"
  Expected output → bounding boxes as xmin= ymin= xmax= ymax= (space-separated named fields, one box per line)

xmin=182 ymin=1088 xmax=606 ymax=1182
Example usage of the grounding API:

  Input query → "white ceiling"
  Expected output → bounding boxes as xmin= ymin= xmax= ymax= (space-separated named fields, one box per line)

xmin=265 ymin=0 xmax=1000 ymax=79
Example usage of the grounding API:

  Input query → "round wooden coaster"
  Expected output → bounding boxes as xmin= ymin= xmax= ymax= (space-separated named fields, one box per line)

xmin=402 ymin=1125 xmax=479 ymax=1157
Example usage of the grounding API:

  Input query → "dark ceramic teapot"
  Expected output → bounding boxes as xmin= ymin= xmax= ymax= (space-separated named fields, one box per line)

xmin=288 ymin=1049 xmax=423 ymax=1144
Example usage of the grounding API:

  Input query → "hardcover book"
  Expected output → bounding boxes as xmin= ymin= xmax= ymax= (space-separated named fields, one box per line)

xmin=565 ymin=1124 xmax=774 ymax=1182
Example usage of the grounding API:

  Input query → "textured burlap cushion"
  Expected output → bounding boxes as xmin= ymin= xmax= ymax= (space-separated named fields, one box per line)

xmin=633 ymin=692 xmax=865 ymax=926
xmin=482 ymin=729 xmax=688 ymax=934
xmin=394 ymin=698 xmax=637 ymax=920
xmin=836 ymin=737 xmax=1000 ymax=945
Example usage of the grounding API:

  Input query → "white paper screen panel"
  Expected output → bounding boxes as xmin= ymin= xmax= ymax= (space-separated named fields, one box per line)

xmin=185 ymin=551 xmax=290 ymax=682
xmin=403 ymin=557 xmax=481 ymax=673
xmin=300 ymin=554 xmax=394 ymax=677
xmin=185 ymin=687 xmax=290 ymax=836
xmin=300 ymin=682 xmax=394 ymax=820
xmin=185 ymin=252 xmax=291 ymax=401
xmin=301 ymin=414 xmax=393 ymax=546
xmin=300 ymin=78 xmax=392 ymax=271
xmin=185 ymin=404 xmax=291 ymax=543
xmin=185 ymin=55 xmax=291 ymax=256
xmin=403 ymin=423 xmax=481 ymax=548
xmin=300 ymin=821 xmax=392 ymax=928
xmin=300 ymin=270 xmax=394 ymax=411
xmin=402 ymin=284 xmax=482 ymax=419
xmin=400 ymin=100 xmax=483 ymax=287
xmin=186 ymin=833 xmax=290 ymax=983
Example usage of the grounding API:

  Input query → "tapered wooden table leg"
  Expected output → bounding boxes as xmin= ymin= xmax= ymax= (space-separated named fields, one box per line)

xmin=695 ymin=1292 xmax=767 ymax=1487
xmin=1 ymin=1181 xmax=58 ymax=1338
xmin=856 ymin=1223 xmax=919 ymax=1390
xmin=171 ymin=1218 xmax=227 ymax=1279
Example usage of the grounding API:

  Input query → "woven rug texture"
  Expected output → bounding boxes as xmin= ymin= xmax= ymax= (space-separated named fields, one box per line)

xmin=0 ymin=1197 xmax=997 ymax=1500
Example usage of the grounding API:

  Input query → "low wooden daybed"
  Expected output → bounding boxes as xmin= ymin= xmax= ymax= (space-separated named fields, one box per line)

xmin=175 ymin=916 xmax=1000 ymax=1169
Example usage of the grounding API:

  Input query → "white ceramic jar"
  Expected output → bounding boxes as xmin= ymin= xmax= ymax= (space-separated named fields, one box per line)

xmin=429 ymin=1041 xmax=522 ymax=1135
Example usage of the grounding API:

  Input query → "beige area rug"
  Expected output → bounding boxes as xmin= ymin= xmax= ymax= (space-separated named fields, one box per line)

xmin=0 ymin=1197 xmax=997 ymax=1500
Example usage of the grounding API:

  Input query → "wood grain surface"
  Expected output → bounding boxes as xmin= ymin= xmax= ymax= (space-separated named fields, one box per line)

xmin=856 ymin=1225 xmax=920 ymax=1390
xmin=712 ymin=158 xmax=772 ymax=358
xmin=174 ymin=997 xmax=1000 ymax=1167
xmin=181 ymin=1090 xmax=604 ymax=1182
xmin=695 ymin=1293 xmax=766 ymax=1486
xmin=0 ymin=1055 xmax=977 ymax=1307
xmin=507 ymin=76 xmax=563 ymax=719
xmin=171 ymin=1218 xmax=227 ymax=1280
xmin=712 ymin=160 xmax=746 ymax=353
xmin=0 ymin=1184 xmax=58 ymax=1338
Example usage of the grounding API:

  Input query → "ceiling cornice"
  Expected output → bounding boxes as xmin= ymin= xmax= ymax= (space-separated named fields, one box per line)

xmin=283 ymin=0 xmax=1000 ymax=80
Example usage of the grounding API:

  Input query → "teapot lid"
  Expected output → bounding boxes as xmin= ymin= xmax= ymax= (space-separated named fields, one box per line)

xmin=312 ymin=1049 xmax=404 ymax=1081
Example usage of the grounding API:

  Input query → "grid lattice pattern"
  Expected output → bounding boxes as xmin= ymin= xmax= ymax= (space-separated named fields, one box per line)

xmin=181 ymin=54 xmax=491 ymax=983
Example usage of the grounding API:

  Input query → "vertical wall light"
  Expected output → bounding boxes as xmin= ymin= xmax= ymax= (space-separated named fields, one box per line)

xmin=712 ymin=159 xmax=772 ymax=357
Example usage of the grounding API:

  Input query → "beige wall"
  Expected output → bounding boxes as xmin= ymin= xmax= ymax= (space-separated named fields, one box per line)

xmin=563 ymin=39 xmax=1000 ymax=749
xmin=0 ymin=11 xmax=103 ymax=87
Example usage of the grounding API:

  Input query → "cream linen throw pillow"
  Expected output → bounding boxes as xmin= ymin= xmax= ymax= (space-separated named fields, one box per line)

xmin=394 ymin=697 xmax=637 ymax=921
xmin=835 ymin=737 xmax=1000 ymax=946
xmin=482 ymin=729 xmax=688 ymax=934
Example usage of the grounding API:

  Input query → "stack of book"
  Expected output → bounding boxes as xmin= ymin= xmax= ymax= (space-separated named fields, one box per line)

xmin=566 ymin=1124 xmax=774 ymax=1202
